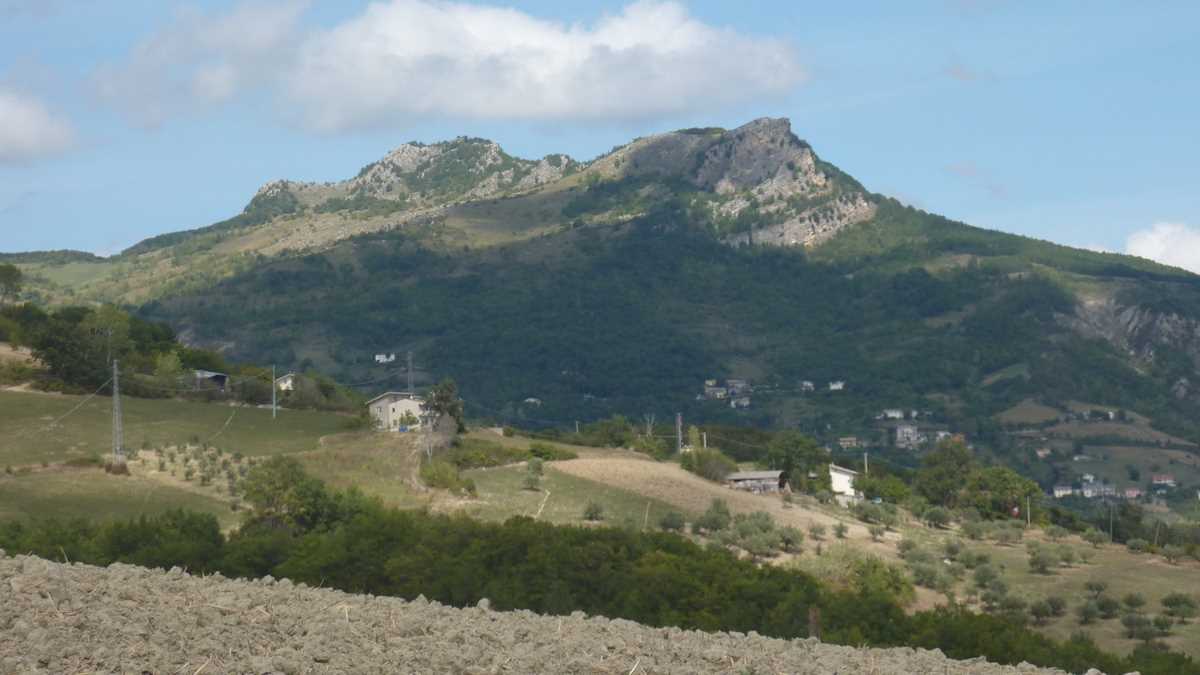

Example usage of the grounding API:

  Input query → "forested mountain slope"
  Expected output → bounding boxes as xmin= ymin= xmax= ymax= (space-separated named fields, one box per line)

xmin=12 ymin=118 xmax=1200 ymax=440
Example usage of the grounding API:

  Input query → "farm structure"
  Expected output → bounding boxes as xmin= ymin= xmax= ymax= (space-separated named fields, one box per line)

xmin=725 ymin=470 xmax=784 ymax=493
xmin=367 ymin=392 xmax=426 ymax=432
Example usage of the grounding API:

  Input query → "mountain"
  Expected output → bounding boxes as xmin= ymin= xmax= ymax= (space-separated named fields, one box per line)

xmin=12 ymin=119 xmax=1200 ymax=446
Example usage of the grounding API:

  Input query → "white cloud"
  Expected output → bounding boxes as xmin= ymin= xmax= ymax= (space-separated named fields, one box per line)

xmin=92 ymin=0 xmax=804 ymax=132
xmin=0 ymin=88 xmax=75 ymax=163
xmin=1125 ymin=222 xmax=1200 ymax=274
xmin=91 ymin=0 xmax=310 ymax=127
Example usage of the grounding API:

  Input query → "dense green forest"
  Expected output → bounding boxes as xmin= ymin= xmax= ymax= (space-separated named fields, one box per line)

xmin=142 ymin=198 xmax=1200 ymax=443
xmin=1 ymin=458 xmax=1195 ymax=675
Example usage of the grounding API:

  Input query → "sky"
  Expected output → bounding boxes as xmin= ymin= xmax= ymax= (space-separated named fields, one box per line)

xmin=0 ymin=0 xmax=1198 ymax=272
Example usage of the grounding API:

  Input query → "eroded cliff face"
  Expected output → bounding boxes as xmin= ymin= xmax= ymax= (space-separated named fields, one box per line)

xmin=1067 ymin=295 xmax=1200 ymax=398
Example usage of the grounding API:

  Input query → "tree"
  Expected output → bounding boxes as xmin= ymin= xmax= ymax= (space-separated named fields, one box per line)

xmin=914 ymin=438 xmax=975 ymax=507
xmin=834 ymin=522 xmax=848 ymax=539
xmin=1096 ymin=596 xmax=1121 ymax=619
xmin=1028 ymin=547 xmax=1058 ymax=575
xmin=658 ymin=511 xmax=685 ymax=532
xmin=583 ymin=501 xmax=604 ymax=521
xmin=923 ymin=507 xmax=950 ymax=529
xmin=0 ymin=264 xmax=21 ymax=304
xmin=240 ymin=456 xmax=335 ymax=531
xmin=766 ymin=431 xmax=830 ymax=493
xmin=1030 ymin=599 xmax=1054 ymax=625
xmin=31 ymin=313 xmax=107 ymax=386
xmin=1123 ymin=592 xmax=1147 ymax=614
xmin=1162 ymin=593 xmax=1198 ymax=623
xmin=1083 ymin=529 xmax=1107 ymax=548
xmin=426 ymin=379 xmax=465 ymax=432
xmin=1076 ymin=601 xmax=1100 ymax=625
xmin=960 ymin=466 xmax=1041 ymax=521
xmin=868 ymin=524 xmax=886 ymax=542
xmin=694 ymin=498 xmax=731 ymax=533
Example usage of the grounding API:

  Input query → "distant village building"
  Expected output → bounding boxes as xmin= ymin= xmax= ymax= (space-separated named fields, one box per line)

xmin=726 ymin=379 xmax=751 ymax=395
xmin=1053 ymin=485 xmax=1075 ymax=498
xmin=1152 ymin=474 xmax=1177 ymax=487
xmin=704 ymin=386 xmax=728 ymax=400
xmin=367 ymin=392 xmax=425 ymax=431
xmin=828 ymin=381 xmax=845 ymax=392
xmin=725 ymin=470 xmax=784 ymax=493
xmin=894 ymin=424 xmax=923 ymax=450
xmin=800 ymin=381 xmax=815 ymax=392
xmin=933 ymin=430 xmax=953 ymax=443
xmin=374 ymin=353 xmax=397 ymax=364
xmin=274 ymin=372 xmax=296 ymax=392
xmin=1035 ymin=448 xmax=1052 ymax=459
xmin=1081 ymin=473 xmax=1096 ymax=484
xmin=522 ymin=397 xmax=543 ymax=407
xmin=704 ymin=379 xmax=718 ymax=387
xmin=1124 ymin=487 xmax=1143 ymax=500
xmin=729 ymin=396 xmax=751 ymax=409
xmin=838 ymin=436 xmax=861 ymax=450
xmin=829 ymin=464 xmax=862 ymax=505
xmin=880 ymin=409 xmax=905 ymax=420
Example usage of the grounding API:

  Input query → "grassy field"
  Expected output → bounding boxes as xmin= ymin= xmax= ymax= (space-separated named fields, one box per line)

xmin=997 ymin=399 xmax=1062 ymax=425
xmin=0 ymin=466 xmax=237 ymax=527
xmin=1062 ymin=444 xmax=1200 ymax=492
xmin=296 ymin=431 xmax=432 ymax=511
xmin=462 ymin=463 xmax=686 ymax=527
xmin=0 ymin=390 xmax=349 ymax=467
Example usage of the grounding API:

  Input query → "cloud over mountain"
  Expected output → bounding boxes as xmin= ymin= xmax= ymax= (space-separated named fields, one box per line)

xmin=0 ymin=88 xmax=75 ymax=163
xmin=1125 ymin=222 xmax=1200 ymax=275
xmin=91 ymin=0 xmax=804 ymax=132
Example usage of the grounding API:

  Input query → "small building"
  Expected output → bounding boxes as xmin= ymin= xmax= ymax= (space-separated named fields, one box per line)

xmin=193 ymin=370 xmax=229 ymax=392
xmin=1151 ymin=474 xmax=1177 ymax=487
xmin=838 ymin=436 xmax=860 ymax=450
xmin=828 ymin=381 xmax=845 ymax=391
xmin=367 ymin=392 xmax=426 ymax=431
xmin=729 ymin=396 xmax=751 ymax=409
xmin=829 ymin=464 xmax=862 ymax=504
xmin=1124 ymin=487 xmax=1143 ymax=500
xmin=274 ymin=372 xmax=296 ymax=392
xmin=894 ymin=424 xmax=923 ymax=450
xmin=726 ymin=379 xmax=751 ymax=395
xmin=800 ymin=381 xmax=815 ymax=392
xmin=1081 ymin=473 xmax=1096 ymax=484
xmin=1053 ymin=485 xmax=1075 ymax=498
xmin=934 ymin=430 xmax=953 ymax=442
xmin=704 ymin=386 xmax=728 ymax=400
xmin=374 ymin=353 xmax=397 ymax=364
xmin=1035 ymin=448 xmax=1051 ymax=459
xmin=704 ymin=379 xmax=718 ymax=387
xmin=726 ymin=470 xmax=784 ymax=493
xmin=880 ymin=409 xmax=905 ymax=420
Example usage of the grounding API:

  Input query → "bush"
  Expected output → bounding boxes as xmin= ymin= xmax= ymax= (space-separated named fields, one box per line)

xmin=1123 ymin=593 xmax=1147 ymax=613
xmin=693 ymin=498 xmax=732 ymax=533
xmin=1047 ymin=596 xmax=1067 ymax=617
xmin=1126 ymin=538 xmax=1149 ymax=554
xmin=1028 ymin=547 xmax=1058 ymax=575
xmin=684 ymin=448 xmax=738 ymax=482
xmin=522 ymin=472 xmax=541 ymax=491
xmin=1045 ymin=525 xmax=1067 ymax=541
xmin=923 ymin=507 xmax=951 ymax=529
xmin=962 ymin=521 xmax=987 ymax=540
xmin=778 ymin=526 xmax=805 ymax=553
xmin=583 ymin=501 xmax=605 ymax=521
xmin=527 ymin=442 xmax=577 ymax=461
xmin=1030 ymin=600 xmax=1054 ymax=625
xmin=1162 ymin=593 xmax=1198 ymax=623
xmin=808 ymin=523 xmax=826 ymax=541
xmin=1077 ymin=601 xmax=1100 ymax=625
xmin=834 ymin=522 xmax=849 ymax=539
xmin=868 ymin=524 xmax=886 ymax=542
xmin=1084 ymin=580 xmax=1107 ymax=598
xmin=658 ymin=511 xmax=685 ymax=532
xmin=419 ymin=460 xmax=475 ymax=496
xmin=1097 ymin=596 xmax=1121 ymax=619
xmin=973 ymin=564 xmax=998 ymax=588
xmin=527 ymin=457 xmax=544 ymax=476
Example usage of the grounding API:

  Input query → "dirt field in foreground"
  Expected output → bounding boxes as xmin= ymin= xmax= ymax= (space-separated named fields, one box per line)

xmin=0 ymin=552 xmax=1071 ymax=674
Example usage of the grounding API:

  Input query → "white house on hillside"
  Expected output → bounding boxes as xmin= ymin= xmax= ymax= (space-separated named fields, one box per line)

xmin=275 ymin=372 xmax=296 ymax=392
xmin=367 ymin=392 xmax=425 ymax=431
xmin=829 ymin=464 xmax=862 ymax=505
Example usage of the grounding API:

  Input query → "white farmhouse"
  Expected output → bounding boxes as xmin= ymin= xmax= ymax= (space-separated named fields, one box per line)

xmin=829 ymin=464 xmax=862 ymax=505
xmin=274 ymin=372 xmax=296 ymax=392
xmin=367 ymin=392 xmax=425 ymax=431
xmin=828 ymin=381 xmax=846 ymax=392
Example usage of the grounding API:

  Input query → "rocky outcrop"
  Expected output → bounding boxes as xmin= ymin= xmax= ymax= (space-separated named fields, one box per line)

xmin=1066 ymin=296 xmax=1200 ymax=382
xmin=725 ymin=192 xmax=877 ymax=248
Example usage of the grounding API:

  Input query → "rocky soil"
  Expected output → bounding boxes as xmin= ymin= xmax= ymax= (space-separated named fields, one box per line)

xmin=0 ymin=551 xmax=1096 ymax=674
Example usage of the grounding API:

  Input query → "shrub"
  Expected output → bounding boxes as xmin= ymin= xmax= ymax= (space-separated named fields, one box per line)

xmin=1153 ymin=614 xmax=1174 ymax=636
xmin=909 ymin=563 xmax=942 ymax=589
xmin=1047 ymin=596 xmax=1067 ymax=617
xmin=962 ymin=521 xmax=987 ymax=540
xmin=1162 ymin=593 xmax=1198 ymax=623
xmin=942 ymin=538 xmax=963 ymax=559
xmin=868 ymin=524 xmax=886 ymax=542
xmin=1084 ymin=580 xmax=1107 ymax=598
xmin=419 ymin=460 xmax=475 ymax=496
xmin=1056 ymin=545 xmax=1076 ymax=567
xmin=923 ymin=507 xmax=950 ymax=529
xmin=1028 ymin=548 xmax=1058 ymax=575
xmin=1076 ymin=601 xmax=1100 ymax=625
xmin=778 ymin=526 xmax=805 ymax=553
xmin=1045 ymin=525 xmax=1067 ymax=541
xmin=694 ymin=498 xmax=732 ymax=533
xmin=1097 ymin=596 xmax=1121 ymax=619
xmin=1122 ymin=593 xmax=1147 ymax=613
xmin=528 ymin=442 xmax=577 ymax=461
xmin=521 ymin=472 xmax=541 ymax=491
xmin=1126 ymin=538 xmax=1149 ymax=554
xmin=833 ymin=522 xmax=849 ymax=539
xmin=583 ymin=501 xmax=605 ymax=521
xmin=808 ymin=523 xmax=826 ymax=541
xmin=658 ymin=511 xmax=685 ymax=532
xmin=1030 ymin=600 xmax=1054 ymax=625
xmin=1122 ymin=613 xmax=1152 ymax=639
xmin=972 ymin=564 xmax=998 ymax=588
xmin=685 ymin=448 xmax=738 ymax=482
xmin=1162 ymin=545 xmax=1184 ymax=564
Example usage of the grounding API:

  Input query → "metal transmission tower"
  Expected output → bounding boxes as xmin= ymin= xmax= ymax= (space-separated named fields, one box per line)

xmin=111 ymin=360 xmax=124 ymax=468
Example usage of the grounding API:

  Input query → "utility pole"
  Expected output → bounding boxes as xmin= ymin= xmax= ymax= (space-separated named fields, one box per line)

xmin=1026 ymin=495 xmax=1031 ymax=527
xmin=643 ymin=413 xmax=655 ymax=437
xmin=702 ymin=432 xmax=707 ymax=449
xmin=675 ymin=413 xmax=682 ymax=454
xmin=111 ymin=360 xmax=124 ymax=468
xmin=863 ymin=452 xmax=869 ymax=476
xmin=407 ymin=351 xmax=414 ymax=396
xmin=1109 ymin=502 xmax=1115 ymax=542
xmin=271 ymin=365 xmax=277 ymax=420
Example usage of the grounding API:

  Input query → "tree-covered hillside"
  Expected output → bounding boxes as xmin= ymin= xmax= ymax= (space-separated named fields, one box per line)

xmin=142 ymin=195 xmax=1200 ymax=443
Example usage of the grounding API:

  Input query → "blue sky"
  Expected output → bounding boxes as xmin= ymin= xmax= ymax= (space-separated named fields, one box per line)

xmin=1 ymin=1 xmax=1198 ymax=271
